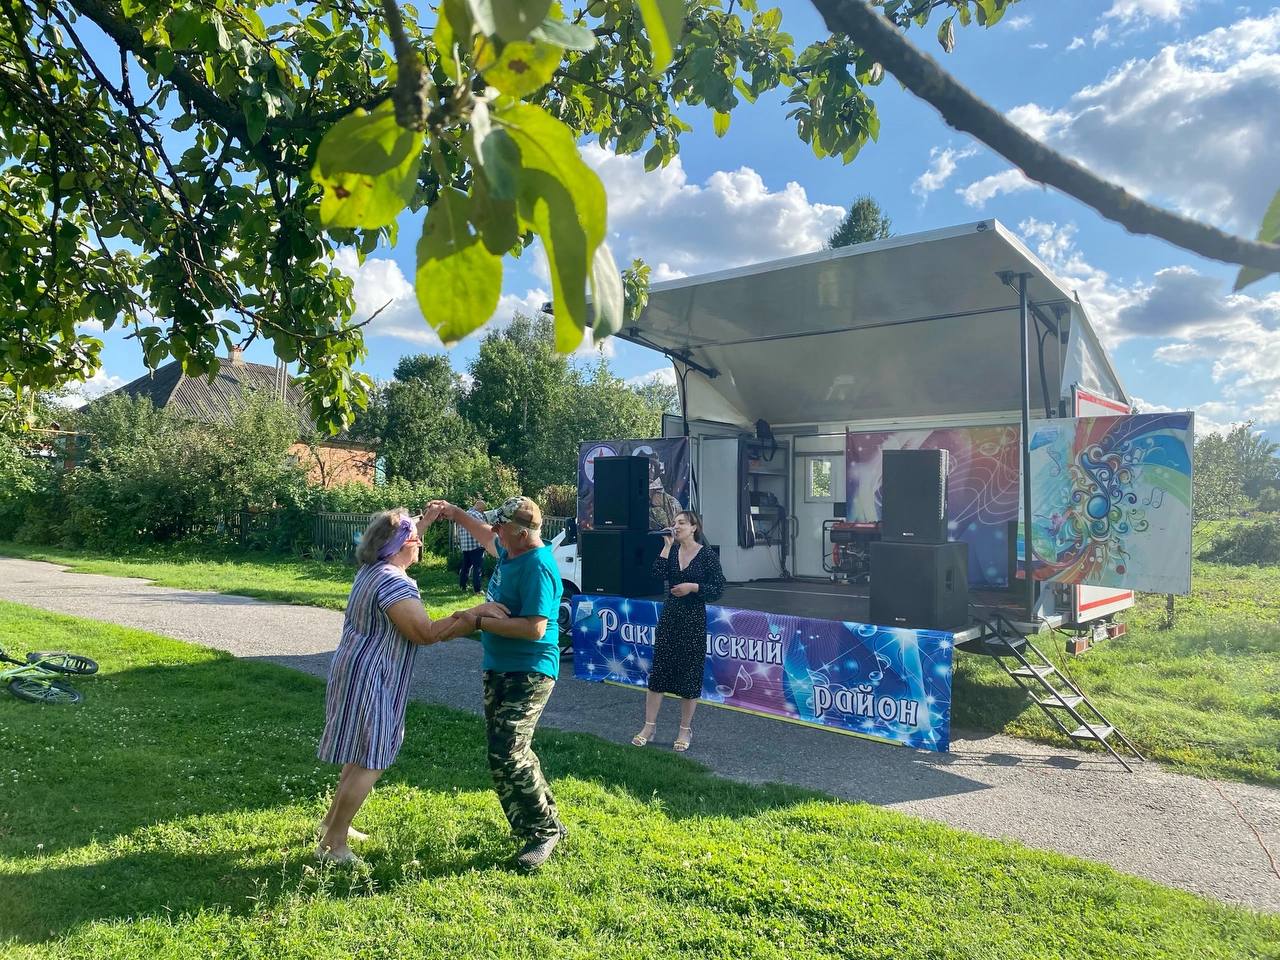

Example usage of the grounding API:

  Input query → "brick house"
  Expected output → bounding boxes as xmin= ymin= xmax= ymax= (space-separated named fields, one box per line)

xmin=88 ymin=349 xmax=377 ymax=487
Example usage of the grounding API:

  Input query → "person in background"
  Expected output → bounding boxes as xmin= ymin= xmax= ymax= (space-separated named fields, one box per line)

xmin=646 ymin=457 xmax=680 ymax=531
xmin=457 ymin=494 xmax=489 ymax=594
xmin=426 ymin=495 xmax=567 ymax=872
xmin=632 ymin=510 xmax=725 ymax=752
xmin=316 ymin=508 xmax=507 ymax=865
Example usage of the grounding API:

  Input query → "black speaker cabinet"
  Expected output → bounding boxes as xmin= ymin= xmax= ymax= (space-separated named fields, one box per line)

xmin=869 ymin=540 xmax=969 ymax=631
xmin=580 ymin=529 xmax=663 ymax=597
xmin=594 ymin=456 xmax=648 ymax=530
xmin=881 ymin=448 xmax=949 ymax=544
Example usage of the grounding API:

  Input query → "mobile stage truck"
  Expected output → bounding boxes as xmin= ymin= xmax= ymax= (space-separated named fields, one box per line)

xmin=556 ymin=220 xmax=1194 ymax=768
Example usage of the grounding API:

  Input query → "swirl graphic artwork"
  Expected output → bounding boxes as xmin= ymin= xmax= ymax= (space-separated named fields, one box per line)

xmin=1028 ymin=413 xmax=1193 ymax=595
xmin=846 ymin=426 xmax=1022 ymax=587
xmin=570 ymin=595 xmax=955 ymax=752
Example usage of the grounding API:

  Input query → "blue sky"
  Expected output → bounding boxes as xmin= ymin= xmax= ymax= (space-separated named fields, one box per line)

xmin=79 ymin=1 xmax=1280 ymax=435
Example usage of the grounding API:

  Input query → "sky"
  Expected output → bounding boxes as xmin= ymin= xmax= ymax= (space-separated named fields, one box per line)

xmin=75 ymin=1 xmax=1280 ymax=437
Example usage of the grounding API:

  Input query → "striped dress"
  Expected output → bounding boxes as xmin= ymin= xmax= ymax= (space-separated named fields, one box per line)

xmin=318 ymin=563 xmax=422 ymax=770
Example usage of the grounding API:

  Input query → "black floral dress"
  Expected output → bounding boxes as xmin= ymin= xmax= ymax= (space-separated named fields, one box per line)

xmin=648 ymin=543 xmax=726 ymax=700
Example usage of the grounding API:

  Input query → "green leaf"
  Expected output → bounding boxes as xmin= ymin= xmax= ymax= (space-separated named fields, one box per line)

xmin=435 ymin=0 xmax=464 ymax=80
xmin=470 ymin=172 xmax=519 ymax=255
xmin=311 ymin=102 xmax=424 ymax=229
xmin=530 ymin=16 xmax=597 ymax=51
xmin=242 ymin=101 xmax=267 ymax=144
xmin=491 ymin=0 xmax=553 ymax=41
xmin=471 ymin=101 xmax=521 ymax=201
xmin=415 ymin=188 xmax=503 ymax=344
xmin=589 ymin=241 xmax=624 ymax=339
xmin=1234 ymin=186 xmax=1280 ymax=291
xmin=938 ymin=15 xmax=956 ymax=54
xmin=635 ymin=0 xmax=686 ymax=75
xmin=477 ymin=37 xmax=561 ymax=97
xmin=464 ymin=0 xmax=496 ymax=36
xmin=712 ymin=110 xmax=730 ymax=137
xmin=496 ymin=102 xmax=606 ymax=352
xmin=166 ymin=9 xmax=200 ymax=48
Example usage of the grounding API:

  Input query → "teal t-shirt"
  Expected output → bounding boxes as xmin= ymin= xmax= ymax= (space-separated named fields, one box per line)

xmin=482 ymin=544 xmax=562 ymax=678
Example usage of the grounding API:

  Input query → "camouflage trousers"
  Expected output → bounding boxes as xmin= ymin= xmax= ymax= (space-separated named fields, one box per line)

xmin=482 ymin=670 xmax=560 ymax=842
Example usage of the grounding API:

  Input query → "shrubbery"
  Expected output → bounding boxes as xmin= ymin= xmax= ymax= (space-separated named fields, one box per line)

xmin=1200 ymin=519 xmax=1280 ymax=566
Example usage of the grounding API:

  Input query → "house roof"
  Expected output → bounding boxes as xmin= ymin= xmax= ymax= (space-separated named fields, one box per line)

xmin=93 ymin=356 xmax=371 ymax=446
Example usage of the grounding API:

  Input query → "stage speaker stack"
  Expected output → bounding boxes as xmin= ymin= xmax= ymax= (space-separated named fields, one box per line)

xmin=870 ymin=448 xmax=970 ymax=630
xmin=582 ymin=456 xmax=662 ymax=597
xmin=880 ymin=449 xmax=948 ymax=542
xmin=594 ymin=456 xmax=648 ymax=529
xmin=581 ymin=529 xmax=663 ymax=597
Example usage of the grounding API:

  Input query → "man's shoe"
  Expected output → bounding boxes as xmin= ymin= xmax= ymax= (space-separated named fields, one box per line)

xmin=514 ymin=830 xmax=562 ymax=871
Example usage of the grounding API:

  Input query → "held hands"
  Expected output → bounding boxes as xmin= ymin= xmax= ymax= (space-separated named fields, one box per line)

xmin=471 ymin=601 xmax=510 ymax=619
xmin=421 ymin=500 xmax=457 ymax=525
xmin=669 ymin=583 xmax=698 ymax=598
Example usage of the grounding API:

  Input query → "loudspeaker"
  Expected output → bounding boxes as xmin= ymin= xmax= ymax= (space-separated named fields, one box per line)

xmin=580 ymin=529 xmax=664 ymax=597
xmin=594 ymin=456 xmax=648 ymax=530
xmin=869 ymin=540 xmax=969 ymax=630
xmin=881 ymin=449 xmax=949 ymax=544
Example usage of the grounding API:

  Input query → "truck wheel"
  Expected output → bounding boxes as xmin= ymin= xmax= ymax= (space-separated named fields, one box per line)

xmin=558 ymin=585 xmax=578 ymax=656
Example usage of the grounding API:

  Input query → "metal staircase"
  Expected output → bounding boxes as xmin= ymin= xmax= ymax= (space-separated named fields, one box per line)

xmin=965 ymin=611 xmax=1145 ymax=772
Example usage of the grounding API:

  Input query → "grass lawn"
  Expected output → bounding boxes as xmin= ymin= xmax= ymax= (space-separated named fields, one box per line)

xmin=1 ymin=603 xmax=1276 ymax=959
xmin=952 ymin=558 xmax=1280 ymax=786
xmin=0 ymin=541 xmax=478 ymax=619
xmin=2 ymin=539 xmax=1278 ymax=786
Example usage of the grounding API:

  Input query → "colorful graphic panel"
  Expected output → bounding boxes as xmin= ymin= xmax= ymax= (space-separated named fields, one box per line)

xmin=846 ymin=426 xmax=1021 ymax=587
xmin=570 ymin=594 xmax=955 ymax=752
xmin=1028 ymin=413 xmax=1193 ymax=594
xmin=577 ymin=438 xmax=691 ymax=532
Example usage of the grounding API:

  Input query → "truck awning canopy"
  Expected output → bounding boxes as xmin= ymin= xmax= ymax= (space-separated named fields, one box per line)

xmin=619 ymin=220 xmax=1126 ymax=428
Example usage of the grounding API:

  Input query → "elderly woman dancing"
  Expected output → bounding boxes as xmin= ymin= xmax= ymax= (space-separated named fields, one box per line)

xmin=316 ymin=508 xmax=506 ymax=865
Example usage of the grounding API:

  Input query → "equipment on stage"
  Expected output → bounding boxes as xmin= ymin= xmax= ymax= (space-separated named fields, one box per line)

xmin=594 ymin=456 xmax=648 ymax=530
xmin=869 ymin=541 xmax=969 ymax=630
xmin=580 ymin=529 xmax=663 ymax=597
xmin=822 ymin=520 xmax=879 ymax=583
xmin=881 ymin=448 xmax=949 ymax=544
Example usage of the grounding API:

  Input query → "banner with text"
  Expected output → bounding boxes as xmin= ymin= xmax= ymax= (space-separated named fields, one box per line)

xmin=570 ymin=595 xmax=955 ymax=752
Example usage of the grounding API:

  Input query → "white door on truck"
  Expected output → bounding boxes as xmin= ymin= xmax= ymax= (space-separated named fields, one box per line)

xmin=792 ymin=452 xmax=843 ymax=578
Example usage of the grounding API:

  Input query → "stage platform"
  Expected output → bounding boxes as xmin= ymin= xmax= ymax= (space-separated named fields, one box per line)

xmin=640 ymin=579 xmax=1061 ymax=644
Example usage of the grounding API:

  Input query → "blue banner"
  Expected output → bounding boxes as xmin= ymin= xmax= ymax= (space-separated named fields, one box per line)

xmin=570 ymin=595 xmax=955 ymax=751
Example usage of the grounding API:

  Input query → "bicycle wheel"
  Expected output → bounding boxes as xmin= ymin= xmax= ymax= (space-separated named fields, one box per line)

xmin=26 ymin=652 xmax=99 ymax=675
xmin=8 ymin=677 xmax=83 ymax=704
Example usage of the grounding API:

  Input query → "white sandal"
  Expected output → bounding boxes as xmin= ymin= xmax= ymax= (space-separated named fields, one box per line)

xmin=317 ymin=820 xmax=370 ymax=843
xmin=674 ymin=726 xmax=693 ymax=752
xmin=631 ymin=722 xmax=656 ymax=747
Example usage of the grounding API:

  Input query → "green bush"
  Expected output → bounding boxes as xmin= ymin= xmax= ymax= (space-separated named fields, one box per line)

xmin=1200 ymin=519 xmax=1280 ymax=566
xmin=1255 ymin=487 xmax=1280 ymax=513
xmin=538 ymin=482 xmax=577 ymax=518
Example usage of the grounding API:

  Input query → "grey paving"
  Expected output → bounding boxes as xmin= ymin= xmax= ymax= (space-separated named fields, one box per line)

xmin=2 ymin=556 xmax=1278 ymax=912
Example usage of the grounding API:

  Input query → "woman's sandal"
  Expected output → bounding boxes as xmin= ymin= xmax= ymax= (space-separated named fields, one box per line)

xmin=673 ymin=726 xmax=693 ymax=752
xmin=631 ymin=722 xmax=656 ymax=747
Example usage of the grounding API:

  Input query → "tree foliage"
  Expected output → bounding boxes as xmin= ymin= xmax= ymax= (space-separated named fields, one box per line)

xmin=351 ymin=352 xmax=492 ymax=489
xmin=0 ymin=0 xmax=1017 ymax=432
xmin=827 ymin=193 xmax=891 ymax=248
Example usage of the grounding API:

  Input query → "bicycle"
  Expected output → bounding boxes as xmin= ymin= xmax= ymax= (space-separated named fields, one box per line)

xmin=0 ymin=648 xmax=99 ymax=704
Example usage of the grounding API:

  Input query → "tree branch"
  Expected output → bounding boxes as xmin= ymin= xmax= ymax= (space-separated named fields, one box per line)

xmin=807 ymin=0 xmax=1280 ymax=273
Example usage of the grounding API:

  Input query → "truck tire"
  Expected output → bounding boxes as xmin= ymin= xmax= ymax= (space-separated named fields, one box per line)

xmin=558 ymin=584 xmax=578 ymax=656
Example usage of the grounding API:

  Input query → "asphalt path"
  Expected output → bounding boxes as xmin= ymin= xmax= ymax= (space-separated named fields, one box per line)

xmin=2 ymin=556 xmax=1277 ymax=912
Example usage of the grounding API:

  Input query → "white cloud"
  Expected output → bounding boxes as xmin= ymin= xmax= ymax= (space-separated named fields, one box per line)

xmin=912 ymin=146 xmax=976 ymax=198
xmin=1001 ymin=12 xmax=1280 ymax=233
xmin=1067 ymin=36 xmax=1086 ymax=51
xmin=1018 ymin=217 xmax=1280 ymax=427
xmin=63 ymin=369 xmax=127 ymax=408
xmin=1006 ymin=15 xmax=1031 ymax=30
xmin=1030 ymin=42 xmax=1049 ymax=50
xmin=1104 ymin=0 xmax=1195 ymax=24
xmin=958 ymin=168 xmax=1037 ymax=207
xmin=332 ymin=248 xmax=441 ymax=346
xmin=582 ymin=145 xmax=845 ymax=278
xmin=626 ymin=367 xmax=677 ymax=388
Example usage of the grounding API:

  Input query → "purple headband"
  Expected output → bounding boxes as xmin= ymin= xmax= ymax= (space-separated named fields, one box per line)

xmin=377 ymin=516 xmax=416 ymax=560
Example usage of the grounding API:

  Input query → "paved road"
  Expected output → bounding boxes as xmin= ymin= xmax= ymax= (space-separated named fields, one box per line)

xmin=3 ymin=556 xmax=1278 ymax=912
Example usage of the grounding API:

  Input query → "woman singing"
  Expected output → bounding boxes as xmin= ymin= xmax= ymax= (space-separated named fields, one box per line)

xmin=631 ymin=510 xmax=725 ymax=752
